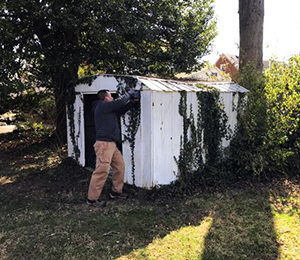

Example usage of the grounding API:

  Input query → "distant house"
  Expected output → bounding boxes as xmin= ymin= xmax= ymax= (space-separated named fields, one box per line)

xmin=215 ymin=53 xmax=272 ymax=82
xmin=178 ymin=53 xmax=273 ymax=83
xmin=215 ymin=53 xmax=239 ymax=82
xmin=177 ymin=67 xmax=232 ymax=82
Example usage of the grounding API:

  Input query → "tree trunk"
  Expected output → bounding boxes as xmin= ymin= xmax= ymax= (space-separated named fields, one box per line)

xmin=239 ymin=0 xmax=264 ymax=71
xmin=54 ymin=81 xmax=68 ymax=144
xmin=53 ymin=65 xmax=79 ymax=144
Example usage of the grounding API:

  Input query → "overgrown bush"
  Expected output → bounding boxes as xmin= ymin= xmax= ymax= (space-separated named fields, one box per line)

xmin=15 ymin=120 xmax=53 ymax=138
xmin=226 ymin=65 xmax=268 ymax=180
xmin=228 ymin=55 xmax=300 ymax=180
xmin=264 ymin=56 xmax=300 ymax=175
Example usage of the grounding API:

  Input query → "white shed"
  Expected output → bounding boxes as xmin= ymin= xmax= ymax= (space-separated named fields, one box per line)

xmin=67 ymin=74 xmax=248 ymax=188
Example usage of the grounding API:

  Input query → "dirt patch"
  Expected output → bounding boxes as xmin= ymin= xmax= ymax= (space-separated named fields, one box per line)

xmin=0 ymin=130 xmax=147 ymax=204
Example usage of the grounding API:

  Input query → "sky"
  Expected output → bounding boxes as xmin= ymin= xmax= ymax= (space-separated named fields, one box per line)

xmin=205 ymin=0 xmax=300 ymax=64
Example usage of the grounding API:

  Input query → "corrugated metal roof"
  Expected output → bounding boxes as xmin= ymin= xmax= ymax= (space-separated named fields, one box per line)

xmin=75 ymin=74 xmax=249 ymax=93
xmin=138 ymin=76 xmax=249 ymax=93
xmin=201 ymin=82 xmax=249 ymax=93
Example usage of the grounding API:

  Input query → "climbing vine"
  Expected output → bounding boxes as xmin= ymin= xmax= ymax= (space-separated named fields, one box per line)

xmin=122 ymin=99 xmax=141 ymax=186
xmin=116 ymin=76 xmax=142 ymax=186
xmin=175 ymin=87 xmax=230 ymax=189
xmin=197 ymin=89 xmax=229 ymax=167
xmin=175 ymin=92 xmax=199 ymax=188
xmin=66 ymin=75 xmax=97 ymax=161
xmin=232 ymin=91 xmax=247 ymax=119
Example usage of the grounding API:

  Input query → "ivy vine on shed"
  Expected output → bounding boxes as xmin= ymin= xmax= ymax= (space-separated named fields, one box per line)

xmin=66 ymin=75 xmax=98 ymax=161
xmin=116 ymin=76 xmax=142 ymax=186
xmin=175 ymin=87 xmax=230 ymax=189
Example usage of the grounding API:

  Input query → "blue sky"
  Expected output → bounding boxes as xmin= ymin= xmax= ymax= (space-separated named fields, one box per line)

xmin=205 ymin=0 xmax=300 ymax=64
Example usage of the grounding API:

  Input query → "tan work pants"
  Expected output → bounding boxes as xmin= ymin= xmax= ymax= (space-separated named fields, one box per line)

xmin=87 ymin=141 xmax=125 ymax=200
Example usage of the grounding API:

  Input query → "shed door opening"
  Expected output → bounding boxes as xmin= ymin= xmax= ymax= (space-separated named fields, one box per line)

xmin=83 ymin=93 xmax=122 ymax=168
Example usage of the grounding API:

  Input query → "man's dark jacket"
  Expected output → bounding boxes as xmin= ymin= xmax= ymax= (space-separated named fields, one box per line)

xmin=92 ymin=93 xmax=134 ymax=143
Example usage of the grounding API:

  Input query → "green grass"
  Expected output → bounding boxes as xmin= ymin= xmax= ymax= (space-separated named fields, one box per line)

xmin=0 ymin=131 xmax=300 ymax=259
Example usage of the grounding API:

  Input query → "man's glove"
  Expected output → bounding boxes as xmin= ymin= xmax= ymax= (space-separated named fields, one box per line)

xmin=127 ymin=89 xmax=141 ymax=101
xmin=127 ymin=89 xmax=136 ymax=97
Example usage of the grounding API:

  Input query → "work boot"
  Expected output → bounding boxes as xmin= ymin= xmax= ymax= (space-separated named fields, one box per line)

xmin=87 ymin=199 xmax=107 ymax=207
xmin=109 ymin=190 xmax=128 ymax=200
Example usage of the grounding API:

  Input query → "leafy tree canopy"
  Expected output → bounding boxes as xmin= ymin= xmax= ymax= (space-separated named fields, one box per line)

xmin=0 ymin=0 xmax=216 ymax=139
xmin=1 ymin=0 xmax=216 ymax=83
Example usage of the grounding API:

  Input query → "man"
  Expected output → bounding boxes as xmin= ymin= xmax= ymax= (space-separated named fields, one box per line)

xmin=87 ymin=89 xmax=139 ymax=207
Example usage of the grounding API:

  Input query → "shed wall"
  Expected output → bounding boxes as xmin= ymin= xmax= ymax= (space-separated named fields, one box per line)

xmin=123 ymin=91 xmax=153 ymax=187
xmin=152 ymin=92 xmax=180 ymax=185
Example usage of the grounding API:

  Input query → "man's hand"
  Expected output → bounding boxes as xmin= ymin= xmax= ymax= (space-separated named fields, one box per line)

xmin=127 ymin=89 xmax=140 ymax=102
xmin=127 ymin=89 xmax=136 ymax=97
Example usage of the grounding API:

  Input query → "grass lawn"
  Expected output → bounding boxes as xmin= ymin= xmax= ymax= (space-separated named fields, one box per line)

xmin=0 ymin=131 xmax=299 ymax=260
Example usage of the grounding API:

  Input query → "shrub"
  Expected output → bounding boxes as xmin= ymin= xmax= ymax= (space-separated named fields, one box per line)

xmin=226 ymin=65 xmax=268 ymax=180
xmin=228 ymin=56 xmax=300 ymax=180
xmin=264 ymin=56 xmax=300 ymax=175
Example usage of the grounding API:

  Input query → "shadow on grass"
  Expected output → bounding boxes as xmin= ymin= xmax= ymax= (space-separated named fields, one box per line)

xmin=0 ymin=131 xmax=287 ymax=259
xmin=201 ymin=189 xmax=279 ymax=260
xmin=115 ymin=187 xmax=281 ymax=260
